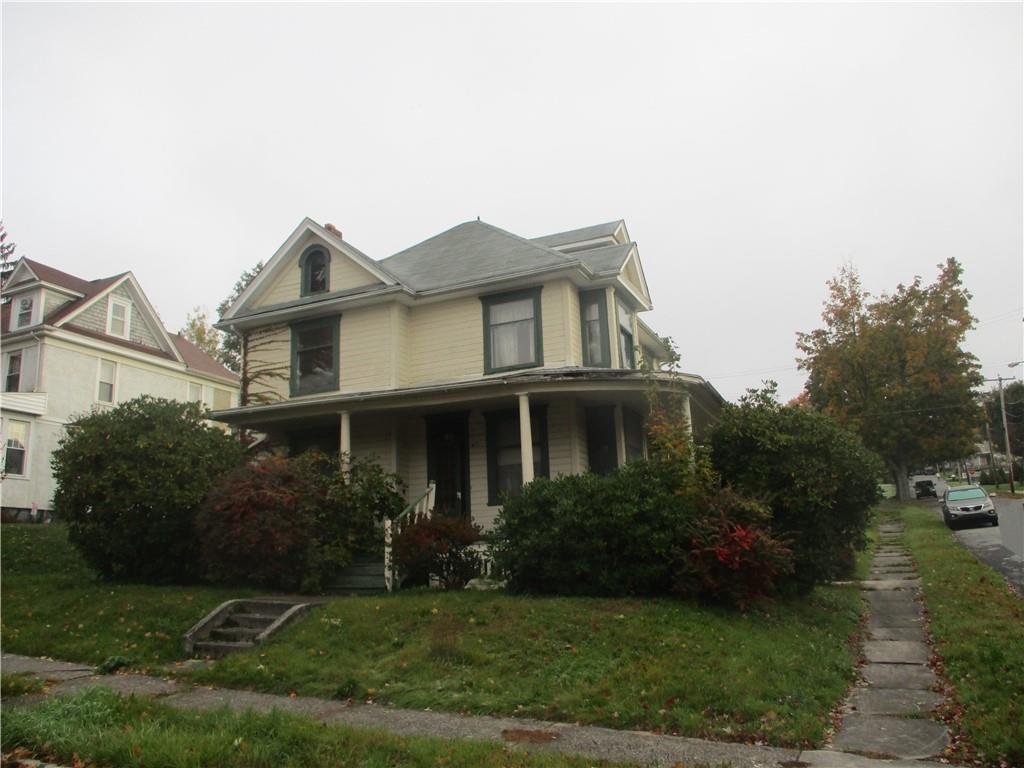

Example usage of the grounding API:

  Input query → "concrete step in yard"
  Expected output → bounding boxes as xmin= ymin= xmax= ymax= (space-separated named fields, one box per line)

xmin=329 ymin=557 xmax=387 ymax=594
xmin=185 ymin=597 xmax=320 ymax=659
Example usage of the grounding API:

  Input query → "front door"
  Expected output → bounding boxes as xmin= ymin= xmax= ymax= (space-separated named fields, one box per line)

xmin=426 ymin=412 xmax=470 ymax=517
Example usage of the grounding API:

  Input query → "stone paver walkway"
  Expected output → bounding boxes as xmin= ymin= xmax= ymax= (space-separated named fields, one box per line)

xmin=832 ymin=521 xmax=949 ymax=760
xmin=1 ymin=652 xmax=948 ymax=768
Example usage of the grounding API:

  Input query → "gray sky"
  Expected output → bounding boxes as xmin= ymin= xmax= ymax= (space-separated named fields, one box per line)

xmin=3 ymin=2 xmax=1021 ymax=402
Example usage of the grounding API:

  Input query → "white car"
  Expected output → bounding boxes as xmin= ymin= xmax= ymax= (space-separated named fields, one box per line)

xmin=941 ymin=486 xmax=999 ymax=529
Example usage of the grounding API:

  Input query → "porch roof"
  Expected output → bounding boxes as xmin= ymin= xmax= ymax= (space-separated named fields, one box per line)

xmin=213 ymin=368 xmax=724 ymax=432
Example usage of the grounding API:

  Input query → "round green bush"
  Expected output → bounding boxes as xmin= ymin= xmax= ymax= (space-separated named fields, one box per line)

xmin=51 ymin=396 xmax=244 ymax=583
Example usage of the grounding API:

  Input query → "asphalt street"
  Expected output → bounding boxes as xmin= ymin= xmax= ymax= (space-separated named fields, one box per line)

xmin=948 ymin=495 xmax=1024 ymax=593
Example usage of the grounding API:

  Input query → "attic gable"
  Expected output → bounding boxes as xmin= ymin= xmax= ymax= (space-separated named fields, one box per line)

xmin=225 ymin=219 xmax=399 ymax=319
xmin=620 ymin=248 xmax=652 ymax=307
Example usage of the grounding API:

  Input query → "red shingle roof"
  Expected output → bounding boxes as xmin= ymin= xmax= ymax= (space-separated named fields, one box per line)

xmin=170 ymin=334 xmax=239 ymax=384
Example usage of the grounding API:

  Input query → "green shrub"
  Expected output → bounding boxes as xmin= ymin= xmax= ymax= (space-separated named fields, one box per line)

xmin=196 ymin=452 xmax=407 ymax=592
xmin=51 ymin=396 xmax=244 ymax=583
xmin=710 ymin=386 xmax=882 ymax=589
xmin=393 ymin=514 xmax=483 ymax=589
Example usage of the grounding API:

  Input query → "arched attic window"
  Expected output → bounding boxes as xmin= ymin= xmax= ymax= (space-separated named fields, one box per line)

xmin=299 ymin=246 xmax=330 ymax=296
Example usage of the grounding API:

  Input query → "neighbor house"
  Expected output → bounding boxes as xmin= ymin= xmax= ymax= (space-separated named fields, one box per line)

xmin=215 ymin=218 xmax=722 ymax=530
xmin=1 ymin=258 xmax=240 ymax=518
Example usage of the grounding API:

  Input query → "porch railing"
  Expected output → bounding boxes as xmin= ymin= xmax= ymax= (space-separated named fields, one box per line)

xmin=383 ymin=482 xmax=435 ymax=592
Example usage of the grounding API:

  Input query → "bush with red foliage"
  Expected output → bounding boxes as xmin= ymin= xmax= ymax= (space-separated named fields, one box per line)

xmin=672 ymin=491 xmax=793 ymax=608
xmin=394 ymin=514 xmax=484 ymax=590
xmin=196 ymin=456 xmax=323 ymax=590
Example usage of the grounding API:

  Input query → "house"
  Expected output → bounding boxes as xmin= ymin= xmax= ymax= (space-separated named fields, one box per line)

xmin=215 ymin=218 xmax=724 ymax=529
xmin=1 ymin=258 xmax=240 ymax=518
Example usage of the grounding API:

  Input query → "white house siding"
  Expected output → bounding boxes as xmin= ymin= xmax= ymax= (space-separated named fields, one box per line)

xmin=3 ymin=342 xmax=40 ymax=392
xmin=44 ymin=290 xmax=71 ymax=318
xmin=0 ymin=413 xmax=64 ymax=511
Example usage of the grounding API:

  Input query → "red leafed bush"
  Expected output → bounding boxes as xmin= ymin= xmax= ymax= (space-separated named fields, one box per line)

xmin=394 ymin=515 xmax=484 ymax=590
xmin=672 ymin=491 xmax=794 ymax=608
xmin=196 ymin=456 xmax=322 ymax=590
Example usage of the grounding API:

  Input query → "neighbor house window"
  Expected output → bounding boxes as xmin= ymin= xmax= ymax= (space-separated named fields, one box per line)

xmin=485 ymin=407 xmax=548 ymax=505
xmin=97 ymin=360 xmax=116 ymax=403
xmin=107 ymin=297 xmax=131 ymax=339
xmin=4 ymin=420 xmax=29 ymax=476
xmin=300 ymin=247 xmax=330 ymax=296
xmin=482 ymin=288 xmax=543 ymax=374
xmin=291 ymin=317 xmax=339 ymax=396
xmin=5 ymin=353 xmax=22 ymax=393
xmin=580 ymin=290 xmax=609 ymax=367
xmin=617 ymin=300 xmax=635 ymax=368
xmin=16 ymin=297 xmax=33 ymax=328
xmin=213 ymin=388 xmax=233 ymax=410
xmin=188 ymin=382 xmax=203 ymax=402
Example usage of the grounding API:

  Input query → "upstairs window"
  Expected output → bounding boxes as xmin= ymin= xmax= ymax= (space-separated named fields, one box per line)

xmin=16 ymin=297 xmax=33 ymax=328
xmin=97 ymin=360 xmax=116 ymax=403
xmin=107 ymin=297 xmax=131 ymax=339
xmin=617 ymin=300 xmax=635 ymax=368
xmin=5 ymin=353 xmax=21 ymax=393
xmin=213 ymin=388 xmax=233 ymax=410
xmin=4 ymin=420 xmax=29 ymax=476
xmin=485 ymin=407 xmax=549 ymax=504
xmin=300 ymin=247 xmax=330 ymax=296
xmin=188 ymin=382 xmax=203 ymax=403
xmin=291 ymin=317 xmax=339 ymax=396
xmin=580 ymin=291 xmax=610 ymax=367
xmin=482 ymin=288 xmax=543 ymax=374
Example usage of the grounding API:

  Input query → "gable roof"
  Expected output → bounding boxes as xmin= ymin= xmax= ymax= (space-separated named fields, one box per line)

xmin=574 ymin=242 xmax=634 ymax=276
xmin=378 ymin=220 xmax=575 ymax=293
xmin=14 ymin=258 xmax=95 ymax=296
xmin=170 ymin=334 xmax=239 ymax=384
xmin=531 ymin=220 xmax=624 ymax=250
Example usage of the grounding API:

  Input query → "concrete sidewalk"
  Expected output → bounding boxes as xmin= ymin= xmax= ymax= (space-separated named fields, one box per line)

xmin=2 ymin=653 xmax=946 ymax=768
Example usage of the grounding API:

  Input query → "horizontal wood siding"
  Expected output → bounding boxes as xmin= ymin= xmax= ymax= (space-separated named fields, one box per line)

xmin=245 ymin=324 xmax=291 ymax=402
xmin=351 ymin=414 xmax=395 ymax=473
xmin=407 ymin=296 xmax=483 ymax=385
xmin=566 ymin=285 xmax=582 ymax=367
xmin=339 ymin=304 xmax=394 ymax=392
xmin=252 ymin=238 xmax=381 ymax=309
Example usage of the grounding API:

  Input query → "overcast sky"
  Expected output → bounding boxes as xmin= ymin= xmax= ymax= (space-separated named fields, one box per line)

xmin=3 ymin=2 xmax=1021 ymax=402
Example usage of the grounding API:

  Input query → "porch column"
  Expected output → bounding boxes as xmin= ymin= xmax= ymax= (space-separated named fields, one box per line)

xmin=339 ymin=410 xmax=351 ymax=472
xmin=517 ymin=392 xmax=535 ymax=484
xmin=681 ymin=391 xmax=693 ymax=438
xmin=613 ymin=403 xmax=626 ymax=467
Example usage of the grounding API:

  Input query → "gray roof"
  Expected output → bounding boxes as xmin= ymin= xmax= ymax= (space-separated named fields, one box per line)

xmin=378 ymin=221 xmax=575 ymax=292
xmin=531 ymin=220 xmax=623 ymax=250
xmin=575 ymin=243 xmax=634 ymax=275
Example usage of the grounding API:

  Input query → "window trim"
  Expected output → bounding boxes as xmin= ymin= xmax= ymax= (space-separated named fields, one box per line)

xmin=107 ymin=296 xmax=132 ymax=339
xmin=188 ymin=382 xmax=204 ymax=403
xmin=15 ymin=295 xmax=35 ymax=329
xmin=579 ymin=290 xmax=611 ymax=367
xmin=299 ymin=246 xmax=331 ymax=297
xmin=617 ymin=297 xmax=636 ymax=369
xmin=289 ymin=316 xmax=340 ymax=397
xmin=5 ymin=352 xmax=22 ymax=393
xmin=485 ymin=405 xmax=549 ymax=506
xmin=3 ymin=418 xmax=30 ymax=478
xmin=481 ymin=287 xmax=544 ymax=375
xmin=96 ymin=359 xmax=117 ymax=403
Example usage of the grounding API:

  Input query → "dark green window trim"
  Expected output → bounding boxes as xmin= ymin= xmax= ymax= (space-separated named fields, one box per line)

xmin=289 ymin=316 xmax=340 ymax=397
xmin=579 ymin=289 xmax=611 ymax=367
xmin=299 ymin=246 xmax=331 ymax=297
xmin=481 ymin=287 xmax=543 ymax=375
xmin=485 ymin=405 xmax=549 ymax=506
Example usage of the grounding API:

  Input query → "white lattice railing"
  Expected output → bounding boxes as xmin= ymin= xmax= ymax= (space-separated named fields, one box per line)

xmin=383 ymin=482 xmax=435 ymax=592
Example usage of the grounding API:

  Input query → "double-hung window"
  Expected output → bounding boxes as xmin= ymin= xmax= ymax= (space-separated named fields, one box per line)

xmin=5 ymin=353 xmax=22 ymax=393
xmin=107 ymin=297 xmax=131 ymax=339
xmin=16 ymin=297 xmax=33 ymax=328
xmin=188 ymin=382 xmax=203 ymax=403
xmin=482 ymin=288 xmax=542 ymax=374
xmin=617 ymin=300 xmax=635 ymax=369
xmin=291 ymin=317 xmax=339 ymax=396
xmin=4 ymin=420 xmax=29 ymax=476
xmin=579 ymin=291 xmax=610 ymax=367
xmin=97 ymin=360 xmax=116 ymax=403
xmin=485 ymin=407 xmax=548 ymax=504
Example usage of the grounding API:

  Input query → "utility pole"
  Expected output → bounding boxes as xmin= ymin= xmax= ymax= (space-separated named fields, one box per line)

xmin=998 ymin=376 xmax=1016 ymax=495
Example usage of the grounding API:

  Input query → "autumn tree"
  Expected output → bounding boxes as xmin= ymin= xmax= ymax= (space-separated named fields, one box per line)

xmin=180 ymin=306 xmax=221 ymax=358
xmin=797 ymin=259 xmax=982 ymax=500
xmin=216 ymin=261 xmax=264 ymax=372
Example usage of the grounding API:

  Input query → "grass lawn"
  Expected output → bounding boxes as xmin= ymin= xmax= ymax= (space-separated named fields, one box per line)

xmin=2 ymin=523 xmax=865 ymax=749
xmin=896 ymin=503 xmax=1024 ymax=766
xmin=1 ymin=687 xmax=632 ymax=768
xmin=1 ymin=524 xmax=259 ymax=669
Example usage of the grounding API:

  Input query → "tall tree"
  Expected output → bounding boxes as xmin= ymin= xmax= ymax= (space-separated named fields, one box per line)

xmin=798 ymin=259 xmax=982 ymax=500
xmin=982 ymin=380 xmax=1023 ymax=460
xmin=180 ymin=307 xmax=221 ymax=359
xmin=216 ymin=261 xmax=264 ymax=373
xmin=1 ymin=221 xmax=18 ymax=291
